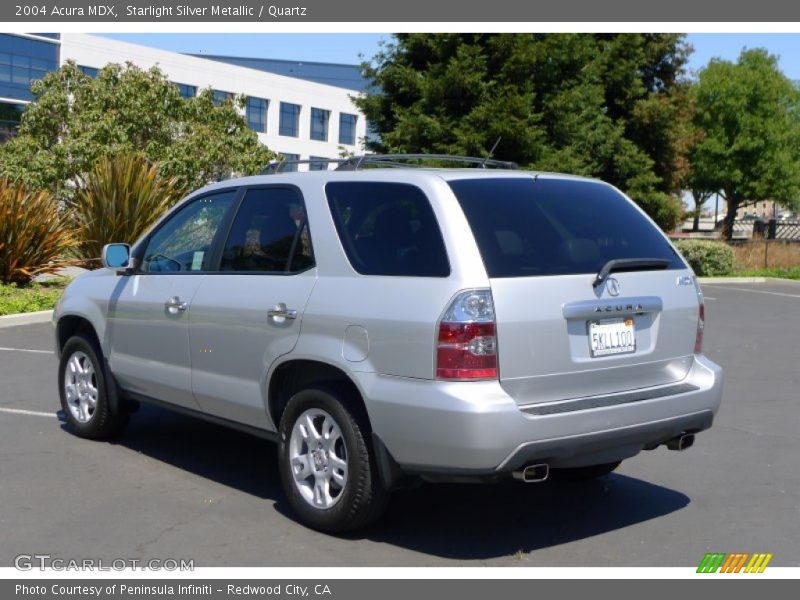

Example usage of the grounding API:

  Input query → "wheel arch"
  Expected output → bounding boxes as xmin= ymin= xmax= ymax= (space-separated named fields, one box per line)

xmin=268 ymin=358 xmax=405 ymax=492
xmin=56 ymin=313 xmax=133 ymax=418
xmin=267 ymin=359 xmax=370 ymax=432
xmin=56 ymin=314 xmax=102 ymax=358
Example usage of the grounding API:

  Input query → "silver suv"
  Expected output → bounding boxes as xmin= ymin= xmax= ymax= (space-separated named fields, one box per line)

xmin=53 ymin=156 xmax=723 ymax=532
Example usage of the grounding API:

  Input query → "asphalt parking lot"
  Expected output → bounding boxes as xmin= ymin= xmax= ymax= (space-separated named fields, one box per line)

xmin=0 ymin=281 xmax=798 ymax=567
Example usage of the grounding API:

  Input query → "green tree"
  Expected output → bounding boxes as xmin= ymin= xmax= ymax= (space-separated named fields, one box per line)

xmin=356 ymin=34 xmax=692 ymax=230
xmin=0 ymin=61 xmax=273 ymax=199
xmin=690 ymin=49 xmax=800 ymax=239
xmin=682 ymin=106 xmax=716 ymax=232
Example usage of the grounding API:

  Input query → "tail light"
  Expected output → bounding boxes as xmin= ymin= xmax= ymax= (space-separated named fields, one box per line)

xmin=436 ymin=289 xmax=498 ymax=380
xmin=693 ymin=277 xmax=705 ymax=354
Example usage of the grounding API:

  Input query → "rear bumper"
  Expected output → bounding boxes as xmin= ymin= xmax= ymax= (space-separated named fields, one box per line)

xmin=359 ymin=354 xmax=723 ymax=477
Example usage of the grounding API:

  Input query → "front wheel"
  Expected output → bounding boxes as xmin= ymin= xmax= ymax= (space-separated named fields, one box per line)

xmin=58 ymin=333 xmax=128 ymax=439
xmin=277 ymin=387 xmax=389 ymax=533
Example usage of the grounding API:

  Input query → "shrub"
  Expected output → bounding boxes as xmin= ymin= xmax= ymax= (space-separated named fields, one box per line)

xmin=675 ymin=239 xmax=735 ymax=276
xmin=0 ymin=179 xmax=76 ymax=285
xmin=0 ymin=279 xmax=68 ymax=316
xmin=72 ymin=152 xmax=184 ymax=262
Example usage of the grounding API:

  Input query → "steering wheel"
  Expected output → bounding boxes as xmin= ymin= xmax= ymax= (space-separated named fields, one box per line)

xmin=147 ymin=253 xmax=182 ymax=272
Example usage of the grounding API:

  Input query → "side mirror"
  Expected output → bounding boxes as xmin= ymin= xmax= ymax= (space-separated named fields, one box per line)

xmin=102 ymin=243 xmax=131 ymax=271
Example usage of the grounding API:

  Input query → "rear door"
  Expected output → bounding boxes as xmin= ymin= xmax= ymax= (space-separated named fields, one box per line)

xmin=448 ymin=176 xmax=699 ymax=406
xmin=188 ymin=186 xmax=317 ymax=427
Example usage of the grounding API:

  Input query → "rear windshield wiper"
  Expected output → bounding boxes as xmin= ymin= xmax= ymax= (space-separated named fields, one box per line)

xmin=592 ymin=258 xmax=671 ymax=288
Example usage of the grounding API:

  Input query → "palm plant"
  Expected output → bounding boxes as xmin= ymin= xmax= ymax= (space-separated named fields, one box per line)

xmin=0 ymin=179 xmax=76 ymax=285
xmin=72 ymin=152 xmax=185 ymax=262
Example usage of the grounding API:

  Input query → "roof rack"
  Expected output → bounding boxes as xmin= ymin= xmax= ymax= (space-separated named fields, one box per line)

xmin=336 ymin=154 xmax=519 ymax=171
xmin=261 ymin=157 xmax=347 ymax=174
xmin=261 ymin=153 xmax=519 ymax=174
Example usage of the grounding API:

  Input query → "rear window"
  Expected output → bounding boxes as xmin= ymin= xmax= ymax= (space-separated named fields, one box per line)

xmin=325 ymin=182 xmax=450 ymax=277
xmin=448 ymin=177 xmax=684 ymax=278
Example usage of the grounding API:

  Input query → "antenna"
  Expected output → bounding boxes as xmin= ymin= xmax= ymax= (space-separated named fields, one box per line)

xmin=482 ymin=137 xmax=502 ymax=168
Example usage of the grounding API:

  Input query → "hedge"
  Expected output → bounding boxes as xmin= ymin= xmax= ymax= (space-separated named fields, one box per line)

xmin=674 ymin=239 xmax=735 ymax=276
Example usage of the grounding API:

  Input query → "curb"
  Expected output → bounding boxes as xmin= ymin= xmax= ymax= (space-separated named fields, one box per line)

xmin=698 ymin=277 xmax=767 ymax=284
xmin=0 ymin=310 xmax=53 ymax=329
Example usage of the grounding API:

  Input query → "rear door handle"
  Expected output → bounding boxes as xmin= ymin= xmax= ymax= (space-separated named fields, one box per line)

xmin=165 ymin=296 xmax=189 ymax=313
xmin=267 ymin=303 xmax=297 ymax=321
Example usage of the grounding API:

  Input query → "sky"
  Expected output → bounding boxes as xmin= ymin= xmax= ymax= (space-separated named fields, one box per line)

xmin=101 ymin=33 xmax=800 ymax=78
xmin=685 ymin=33 xmax=800 ymax=79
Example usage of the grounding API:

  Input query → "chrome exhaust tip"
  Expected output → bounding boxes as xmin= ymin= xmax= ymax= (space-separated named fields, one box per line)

xmin=665 ymin=433 xmax=695 ymax=451
xmin=513 ymin=463 xmax=549 ymax=483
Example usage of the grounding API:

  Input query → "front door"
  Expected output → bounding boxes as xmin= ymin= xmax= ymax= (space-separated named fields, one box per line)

xmin=107 ymin=189 xmax=238 ymax=408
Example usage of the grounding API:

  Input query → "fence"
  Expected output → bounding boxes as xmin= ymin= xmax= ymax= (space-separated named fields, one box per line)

xmin=773 ymin=221 xmax=800 ymax=240
xmin=740 ymin=219 xmax=800 ymax=240
xmin=732 ymin=219 xmax=800 ymax=269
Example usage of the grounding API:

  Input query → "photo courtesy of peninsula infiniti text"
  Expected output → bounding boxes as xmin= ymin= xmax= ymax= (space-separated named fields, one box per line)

xmin=53 ymin=155 xmax=723 ymax=532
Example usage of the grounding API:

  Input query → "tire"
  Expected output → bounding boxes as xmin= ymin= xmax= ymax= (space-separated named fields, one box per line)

xmin=549 ymin=461 xmax=621 ymax=482
xmin=58 ymin=333 xmax=128 ymax=439
xmin=277 ymin=386 xmax=389 ymax=533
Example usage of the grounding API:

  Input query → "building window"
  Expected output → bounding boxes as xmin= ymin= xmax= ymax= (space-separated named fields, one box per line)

xmin=0 ymin=101 xmax=24 ymax=143
xmin=246 ymin=96 xmax=268 ymax=133
xmin=339 ymin=113 xmax=357 ymax=146
xmin=279 ymin=102 xmax=300 ymax=137
xmin=309 ymin=156 xmax=329 ymax=171
xmin=310 ymin=108 xmax=330 ymax=142
xmin=175 ymin=83 xmax=196 ymax=99
xmin=0 ymin=34 xmax=59 ymax=102
xmin=78 ymin=65 xmax=98 ymax=78
xmin=279 ymin=153 xmax=299 ymax=172
xmin=212 ymin=90 xmax=233 ymax=106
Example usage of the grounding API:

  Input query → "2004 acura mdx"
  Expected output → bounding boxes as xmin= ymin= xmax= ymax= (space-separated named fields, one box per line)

xmin=53 ymin=155 xmax=723 ymax=532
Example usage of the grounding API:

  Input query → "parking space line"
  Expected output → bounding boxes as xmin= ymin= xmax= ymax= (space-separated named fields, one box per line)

xmin=703 ymin=285 xmax=800 ymax=299
xmin=0 ymin=406 xmax=58 ymax=418
xmin=0 ymin=347 xmax=53 ymax=354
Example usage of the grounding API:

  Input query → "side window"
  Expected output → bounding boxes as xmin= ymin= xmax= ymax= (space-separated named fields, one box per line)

xmin=325 ymin=182 xmax=450 ymax=277
xmin=220 ymin=187 xmax=314 ymax=273
xmin=141 ymin=191 xmax=236 ymax=273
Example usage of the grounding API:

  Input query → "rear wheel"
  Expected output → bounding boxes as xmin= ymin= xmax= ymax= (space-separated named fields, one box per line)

xmin=278 ymin=386 xmax=388 ymax=533
xmin=549 ymin=461 xmax=621 ymax=482
xmin=58 ymin=333 xmax=128 ymax=439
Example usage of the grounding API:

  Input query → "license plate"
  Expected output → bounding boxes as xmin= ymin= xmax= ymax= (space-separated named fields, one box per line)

xmin=588 ymin=318 xmax=636 ymax=357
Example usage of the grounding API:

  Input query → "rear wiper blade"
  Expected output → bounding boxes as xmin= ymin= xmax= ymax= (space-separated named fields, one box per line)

xmin=592 ymin=258 xmax=671 ymax=288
